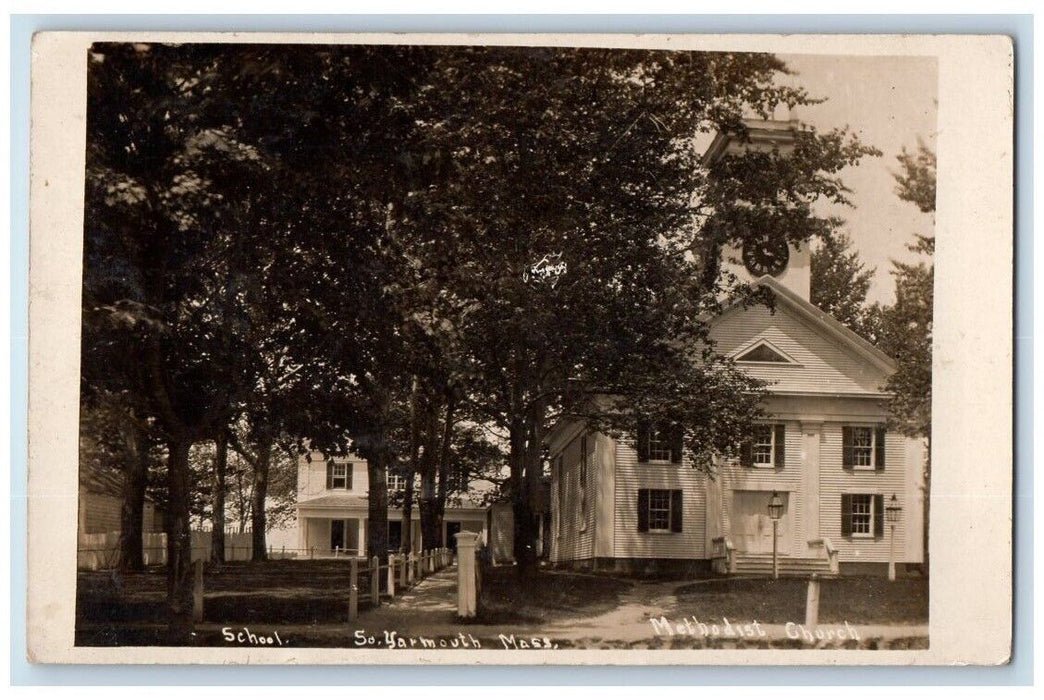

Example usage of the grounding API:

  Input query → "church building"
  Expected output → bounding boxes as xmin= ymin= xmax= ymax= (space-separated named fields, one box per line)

xmin=546 ymin=119 xmax=926 ymax=577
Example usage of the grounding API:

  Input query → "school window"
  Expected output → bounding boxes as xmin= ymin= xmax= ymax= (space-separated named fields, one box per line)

xmin=387 ymin=474 xmax=405 ymax=491
xmin=327 ymin=461 xmax=352 ymax=490
xmin=842 ymin=426 xmax=886 ymax=471
xmin=841 ymin=493 xmax=884 ymax=539
xmin=637 ymin=488 xmax=683 ymax=533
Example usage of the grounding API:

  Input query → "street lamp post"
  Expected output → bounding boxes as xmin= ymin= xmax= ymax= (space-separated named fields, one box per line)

xmin=885 ymin=494 xmax=903 ymax=582
xmin=768 ymin=491 xmax=784 ymax=580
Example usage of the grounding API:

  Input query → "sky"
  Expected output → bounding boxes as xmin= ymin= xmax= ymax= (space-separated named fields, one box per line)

xmin=776 ymin=53 xmax=938 ymax=306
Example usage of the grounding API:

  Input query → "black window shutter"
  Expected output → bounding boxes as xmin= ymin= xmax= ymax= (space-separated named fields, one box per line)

xmin=670 ymin=424 xmax=684 ymax=464
xmin=670 ymin=490 xmax=683 ymax=533
xmin=873 ymin=494 xmax=885 ymax=537
xmin=345 ymin=463 xmax=352 ymax=490
xmin=326 ymin=460 xmax=333 ymax=489
xmin=637 ymin=489 xmax=649 ymax=532
xmin=875 ymin=427 xmax=886 ymax=470
xmin=774 ymin=424 xmax=786 ymax=468
xmin=842 ymin=427 xmax=854 ymax=470
xmin=840 ymin=494 xmax=853 ymax=537
xmin=636 ymin=420 xmax=650 ymax=462
xmin=740 ymin=440 xmax=753 ymax=468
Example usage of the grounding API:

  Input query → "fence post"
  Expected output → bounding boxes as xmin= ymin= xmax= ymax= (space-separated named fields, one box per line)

xmin=406 ymin=553 xmax=414 ymax=584
xmin=370 ymin=556 xmax=380 ymax=608
xmin=349 ymin=558 xmax=359 ymax=621
xmin=387 ymin=555 xmax=396 ymax=597
xmin=455 ymin=532 xmax=479 ymax=618
xmin=400 ymin=552 xmax=408 ymax=588
xmin=805 ymin=575 xmax=821 ymax=631
xmin=193 ymin=559 xmax=204 ymax=623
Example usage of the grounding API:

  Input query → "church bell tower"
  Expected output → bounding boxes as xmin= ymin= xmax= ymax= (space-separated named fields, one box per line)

xmin=701 ymin=114 xmax=812 ymax=302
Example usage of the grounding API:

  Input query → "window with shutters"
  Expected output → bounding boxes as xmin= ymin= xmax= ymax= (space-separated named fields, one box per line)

xmin=637 ymin=488 xmax=683 ymax=533
xmin=741 ymin=424 xmax=786 ymax=469
xmin=636 ymin=419 xmax=684 ymax=464
xmin=647 ymin=425 xmax=672 ymax=462
xmin=752 ymin=425 xmax=774 ymax=465
xmin=842 ymin=426 xmax=885 ymax=471
xmin=841 ymin=493 xmax=884 ymax=539
xmin=327 ymin=461 xmax=351 ymax=490
xmin=851 ymin=494 xmax=873 ymax=535
xmin=647 ymin=490 xmax=672 ymax=531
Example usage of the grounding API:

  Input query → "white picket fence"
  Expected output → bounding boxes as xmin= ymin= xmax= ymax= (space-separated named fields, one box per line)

xmin=77 ymin=530 xmax=292 ymax=571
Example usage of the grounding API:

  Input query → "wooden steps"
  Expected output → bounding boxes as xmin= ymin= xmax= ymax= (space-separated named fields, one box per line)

xmin=729 ymin=553 xmax=837 ymax=578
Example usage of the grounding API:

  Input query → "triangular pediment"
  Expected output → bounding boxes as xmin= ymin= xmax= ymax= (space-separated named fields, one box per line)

xmin=732 ymin=339 xmax=798 ymax=365
xmin=711 ymin=278 xmax=896 ymax=396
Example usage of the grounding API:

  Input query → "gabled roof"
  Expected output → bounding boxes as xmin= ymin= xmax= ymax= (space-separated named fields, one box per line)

xmin=716 ymin=275 xmax=897 ymax=376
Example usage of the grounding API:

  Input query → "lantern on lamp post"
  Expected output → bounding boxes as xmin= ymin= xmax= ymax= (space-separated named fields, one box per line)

xmin=885 ymin=494 xmax=902 ymax=581
xmin=768 ymin=491 xmax=784 ymax=580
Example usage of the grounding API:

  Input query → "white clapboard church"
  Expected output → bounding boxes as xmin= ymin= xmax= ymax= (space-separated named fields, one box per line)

xmin=546 ymin=118 xmax=926 ymax=577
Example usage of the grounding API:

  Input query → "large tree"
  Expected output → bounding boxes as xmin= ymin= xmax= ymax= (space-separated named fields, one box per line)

xmin=879 ymin=142 xmax=935 ymax=573
xmin=386 ymin=48 xmax=878 ymax=574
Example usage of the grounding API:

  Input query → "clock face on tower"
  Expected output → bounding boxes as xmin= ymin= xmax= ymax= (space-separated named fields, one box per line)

xmin=742 ymin=235 xmax=790 ymax=277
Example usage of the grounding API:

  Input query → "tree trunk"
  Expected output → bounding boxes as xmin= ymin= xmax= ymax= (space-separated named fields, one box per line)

xmin=402 ymin=466 xmax=415 ymax=554
xmin=210 ymin=433 xmax=227 ymax=565
xmin=117 ymin=417 xmax=149 ymax=572
xmin=165 ymin=438 xmax=195 ymax=643
xmin=402 ymin=378 xmax=420 ymax=554
xmin=367 ymin=441 xmax=390 ymax=565
xmin=512 ymin=400 xmax=547 ymax=578
xmin=250 ymin=437 xmax=273 ymax=562
xmin=417 ymin=396 xmax=441 ymax=551
xmin=434 ymin=394 xmax=457 ymax=549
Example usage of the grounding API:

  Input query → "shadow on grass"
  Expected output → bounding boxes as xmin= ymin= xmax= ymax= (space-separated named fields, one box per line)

xmin=474 ymin=565 xmax=633 ymax=625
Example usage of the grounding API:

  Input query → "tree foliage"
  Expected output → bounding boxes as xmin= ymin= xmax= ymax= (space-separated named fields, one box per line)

xmin=81 ymin=42 xmax=882 ymax=615
xmin=880 ymin=143 xmax=936 ymax=440
xmin=810 ymin=231 xmax=881 ymax=342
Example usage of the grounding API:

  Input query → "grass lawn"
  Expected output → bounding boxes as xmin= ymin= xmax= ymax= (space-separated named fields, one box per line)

xmin=672 ymin=576 xmax=929 ymax=625
xmin=476 ymin=566 xmax=633 ymax=625
xmin=78 ymin=559 xmax=367 ymax=629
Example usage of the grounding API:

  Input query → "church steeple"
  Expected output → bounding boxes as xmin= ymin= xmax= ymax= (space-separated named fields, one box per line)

xmin=701 ymin=112 xmax=811 ymax=301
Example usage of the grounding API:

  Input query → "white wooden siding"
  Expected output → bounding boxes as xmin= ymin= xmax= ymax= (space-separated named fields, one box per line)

xmin=717 ymin=421 xmax=805 ymax=554
xmin=710 ymin=303 xmax=888 ymax=395
xmin=553 ymin=432 xmax=596 ymax=562
xmin=819 ymin=423 xmax=912 ymax=562
xmin=613 ymin=438 xmax=707 ymax=559
xmin=297 ymin=452 xmax=367 ymax=500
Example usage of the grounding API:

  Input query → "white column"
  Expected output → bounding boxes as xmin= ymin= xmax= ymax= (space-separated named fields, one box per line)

xmin=801 ymin=421 xmax=823 ymax=555
xmin=298 ymin=516 xmax=308 ymax=551
xmin=358 ymin=518 xmax=366 ymax=557
xmin=455 ymin=531 xmax=479 ymax=618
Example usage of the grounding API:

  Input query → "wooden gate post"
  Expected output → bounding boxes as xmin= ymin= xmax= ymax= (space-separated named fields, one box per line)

xmin=805 ymin=574 xmax=821 ymax=630
xmin=387 ymin=555 xmax=396 ymax=597
xmin=370 ymin=556 xmax=380 ymax=607
xmin=348 ymin=558 xmax=359 ymax=621
xmin=192 ymin=559 xmax=204 ymax=623
xmin=400 ymin=552 xmax=409 ymax=588
xmin=455 ymin=532 xmax=479 ymax=619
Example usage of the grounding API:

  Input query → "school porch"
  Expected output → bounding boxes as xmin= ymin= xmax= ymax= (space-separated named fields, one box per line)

xmin=297 ymin=496 xmax=487 ymax=558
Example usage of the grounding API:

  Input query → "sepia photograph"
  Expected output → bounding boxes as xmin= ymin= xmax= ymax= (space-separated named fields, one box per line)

xmin=24 ymin=31 xmax=1013 ymax=666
